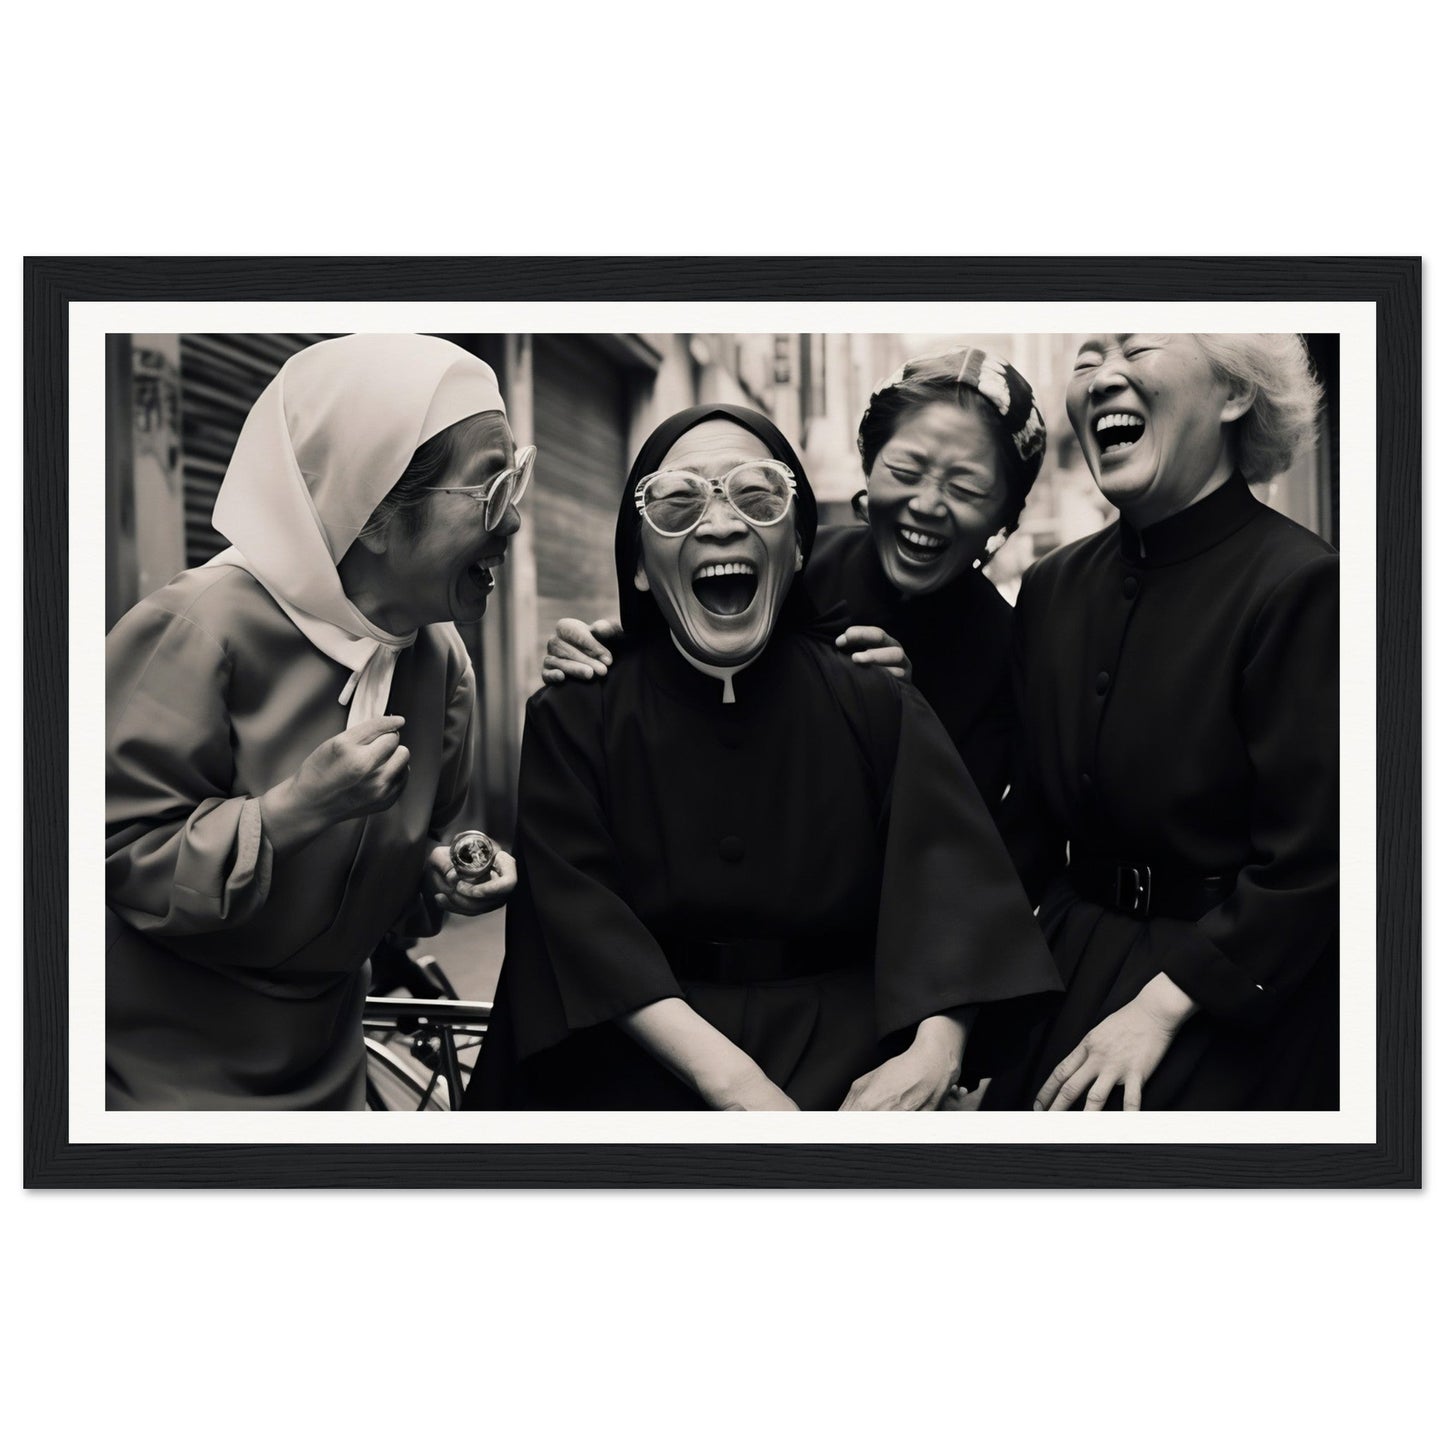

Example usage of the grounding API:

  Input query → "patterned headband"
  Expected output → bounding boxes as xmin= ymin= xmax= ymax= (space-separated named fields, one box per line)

xmin=871 ymin=347 xmax=1047 ymax=470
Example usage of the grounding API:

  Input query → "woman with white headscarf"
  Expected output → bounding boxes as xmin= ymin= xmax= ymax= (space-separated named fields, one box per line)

xmin=105 ymin=333 xmax=525 ymax=1110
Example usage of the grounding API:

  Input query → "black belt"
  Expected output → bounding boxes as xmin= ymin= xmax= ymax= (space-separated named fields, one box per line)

xmin=659 ymin=933 xmax=867 ymax=985
xmin=1068 ymin=854 xmax=1237 ymax=921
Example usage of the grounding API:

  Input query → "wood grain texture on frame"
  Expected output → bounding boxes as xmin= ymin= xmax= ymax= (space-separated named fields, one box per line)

xmin=24 ymin=257 xmax=1421 ymax=1188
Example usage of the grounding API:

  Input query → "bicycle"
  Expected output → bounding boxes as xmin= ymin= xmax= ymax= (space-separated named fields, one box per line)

xmin=363 ymin=938 xmax=490 ymax=1110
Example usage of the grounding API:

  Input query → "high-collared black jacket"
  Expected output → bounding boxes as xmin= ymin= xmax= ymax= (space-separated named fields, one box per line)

xmin=987 ymin=476 xmax=1340 ymax=1110
xmin=807 ymin=524 xmax=1016 ymax=812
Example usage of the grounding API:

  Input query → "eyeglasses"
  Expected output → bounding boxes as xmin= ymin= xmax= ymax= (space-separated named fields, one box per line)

xmin=423 ymin=444 xmax=536 ymax=530
xmin=634 ymin=460 xmax=796 ymax=537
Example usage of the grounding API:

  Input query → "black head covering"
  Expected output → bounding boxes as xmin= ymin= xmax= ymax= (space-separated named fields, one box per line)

xmin=614 ymin=404 xmax=821 ymax=637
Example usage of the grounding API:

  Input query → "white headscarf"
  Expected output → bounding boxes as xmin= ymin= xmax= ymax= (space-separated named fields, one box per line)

xmin=206 ymin=333 xmax=507 ymax=728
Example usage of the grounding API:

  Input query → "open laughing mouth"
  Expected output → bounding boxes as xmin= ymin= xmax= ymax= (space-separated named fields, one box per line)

xmin=692 ymin=560 xmax=758 ymax=617
xmin=1094 ymin=411 xmax=1146 ymax=459
xmin=895 ymin=526 xmax=950 ymax=566
xmin=466 ymin=552 xmax=506 ymax=594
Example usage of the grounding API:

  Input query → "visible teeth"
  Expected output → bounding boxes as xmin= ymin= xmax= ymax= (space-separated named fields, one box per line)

xmin=900 ymin=528 xmax=946 ymax=550
xmin=1094 ymin=412 xmax=1145 ymax=458
xmin=695 ymin=561 xmax=756 ymax=579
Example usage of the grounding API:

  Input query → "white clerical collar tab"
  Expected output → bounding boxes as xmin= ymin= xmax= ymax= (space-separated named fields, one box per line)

xmin=670 ymin=633 xmax=752 ymax=704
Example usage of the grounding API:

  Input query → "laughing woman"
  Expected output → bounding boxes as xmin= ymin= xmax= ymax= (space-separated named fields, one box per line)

xmin=987 ymin=334 xmax=1338 ymax=1111
xmin=467 ymin=405 xmax=1058 ymax=1110
xmin=805 ymin=349 xmax=1045 ymax=808
xmin=540 ymin=349 xmax=1047 ymax=812
xmin=106 ymin=334 xmax=522 ymax=1109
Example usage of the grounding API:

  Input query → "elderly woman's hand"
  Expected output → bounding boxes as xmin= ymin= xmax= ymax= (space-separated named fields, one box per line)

xmin=424 ymin=843 xmax=517 ymax=917
xmin=298 ymin=715 xmax=411 ymax=819
xmin=541 ymin=618 xmax=624 ymax=685
xmin=835 ymin=626 xmax=913 ymax=683
xmin=1035 ymin=973 xmax=1198 ymax=1111
xmin=839 ymin=1013 xmax=965 ymax=1110
xmin=261 ymin=716 xmax=411 ymax=854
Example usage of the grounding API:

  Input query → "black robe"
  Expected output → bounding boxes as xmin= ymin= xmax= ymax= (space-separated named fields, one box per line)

xmin=807 ymin=524 xmax=1016 ymax=811
xmin=467 ymin=630 xmax=1059 ymax=1110
xmin=988 ymin=476 xmax=1340 ymax=1110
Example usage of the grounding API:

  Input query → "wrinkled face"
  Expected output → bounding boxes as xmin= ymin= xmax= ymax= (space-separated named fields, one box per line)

xmin=635 ymin=419 xmax=801 ymax=666
xmin=1066 ymin=334 xmax=1247 ymax=526
xmin=866 ymin=402 xmax=1010 ymax=597
xmin=377 ymin=418 xmax=521 ymax=629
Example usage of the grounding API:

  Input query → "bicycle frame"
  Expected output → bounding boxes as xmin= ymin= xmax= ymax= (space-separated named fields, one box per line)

xmin=362 ymin=997 xmax=492 ymax=1111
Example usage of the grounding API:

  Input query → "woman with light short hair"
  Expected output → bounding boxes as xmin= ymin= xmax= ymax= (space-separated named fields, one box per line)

xmin=986 ymin=333 xmax=1339 ymax=1111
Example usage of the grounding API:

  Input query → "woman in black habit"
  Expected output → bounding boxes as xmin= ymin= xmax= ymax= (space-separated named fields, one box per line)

xmin=988 ymin=333 xmax=1339 ymax=1111
xmin=805 ymin=349 xmax=1045 ymax=810
xmin=467 ymin=405 xmax=1058 ymax=1110
xmin=542 ymin=348 xmax=1048 ymax=813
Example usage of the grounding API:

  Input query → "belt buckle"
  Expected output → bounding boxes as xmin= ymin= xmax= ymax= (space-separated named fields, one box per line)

xmin=1114 ymin=864 xmax=1152 ymax=918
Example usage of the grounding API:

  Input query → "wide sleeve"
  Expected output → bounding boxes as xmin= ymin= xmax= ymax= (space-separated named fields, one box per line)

xmin=501 ymin=691 xmax=684 ymax=1060
xmin=952 ymin=643 xmax=1019 ymax=816
xmin=106 ymin=601 xmax=274 ymax=938
xmin=873 ymin=682 xmax=1062 ymax=1042
xmin=1160 ymin=553 xmax=1340 ymax=1027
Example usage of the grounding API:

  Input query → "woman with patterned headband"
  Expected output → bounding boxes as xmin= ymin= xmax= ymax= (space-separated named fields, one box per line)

xmin=540 ymin=346 xmax=1047 ymax=813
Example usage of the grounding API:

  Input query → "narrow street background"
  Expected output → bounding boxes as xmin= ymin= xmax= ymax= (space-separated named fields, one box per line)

xmin=106 ymin=329 xmax=1340 ymax=1010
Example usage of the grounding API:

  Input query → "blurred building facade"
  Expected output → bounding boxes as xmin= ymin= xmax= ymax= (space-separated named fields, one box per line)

xmin=106 ymin=330 xmax=1338 ymax=839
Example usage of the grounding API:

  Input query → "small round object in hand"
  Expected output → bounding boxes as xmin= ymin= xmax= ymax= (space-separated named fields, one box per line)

xmin=449 ymin=830 xmax=498 ymax=881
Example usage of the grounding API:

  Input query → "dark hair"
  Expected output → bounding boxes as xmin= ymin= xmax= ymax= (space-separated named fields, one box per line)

xmin=856 ymin=349 xmax=1046 ymax=539
xmin=360 ymin=410 xmax=511 ymax=541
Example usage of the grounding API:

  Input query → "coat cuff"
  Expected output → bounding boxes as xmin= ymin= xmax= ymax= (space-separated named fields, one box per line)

xmin=169 ymin=795 xmax=274 ymax=930
xmin=1152 ymin=918 xmax=1272 ymax=1029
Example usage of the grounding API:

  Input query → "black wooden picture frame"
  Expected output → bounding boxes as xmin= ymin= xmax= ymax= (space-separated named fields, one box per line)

xmin=24 ymin=256 xmax=1421 ymax=1188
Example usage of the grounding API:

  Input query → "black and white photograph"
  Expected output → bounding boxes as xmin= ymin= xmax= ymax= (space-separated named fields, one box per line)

xmin=9 ymin=9 xmax=1438 ymax=1440
xmin=22 ymin=260 xmax=1416 ymax=1188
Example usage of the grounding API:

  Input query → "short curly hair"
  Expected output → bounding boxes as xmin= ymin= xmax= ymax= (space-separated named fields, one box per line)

xmin=1193 ymin=334 xmax=1323 ymax=483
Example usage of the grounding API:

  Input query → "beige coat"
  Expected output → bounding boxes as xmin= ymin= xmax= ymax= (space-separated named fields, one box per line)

xmin=105 ymin=563 xmax=476 ymax=1109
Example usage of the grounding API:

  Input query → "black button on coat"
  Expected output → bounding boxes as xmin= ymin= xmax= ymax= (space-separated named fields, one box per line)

xmin=991 ymin=476 xmax=1340 ymax=1110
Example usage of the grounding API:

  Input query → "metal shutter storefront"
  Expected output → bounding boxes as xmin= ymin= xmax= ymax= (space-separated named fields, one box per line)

xmin=178 ymin=334 xmax=333 ymax=566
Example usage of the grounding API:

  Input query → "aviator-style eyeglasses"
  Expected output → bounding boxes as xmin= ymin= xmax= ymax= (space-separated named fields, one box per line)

xmin=634 ymin=459 xmax=797 ymax=538
xmin=423 ymin=444 xmax=537 ymax=530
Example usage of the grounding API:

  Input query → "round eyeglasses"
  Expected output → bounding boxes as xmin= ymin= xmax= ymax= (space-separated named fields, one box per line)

xmin=634 ymin=459 xmax=796 ymax=538
xmin=423 ymin=444 xmax=536 ymax=530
